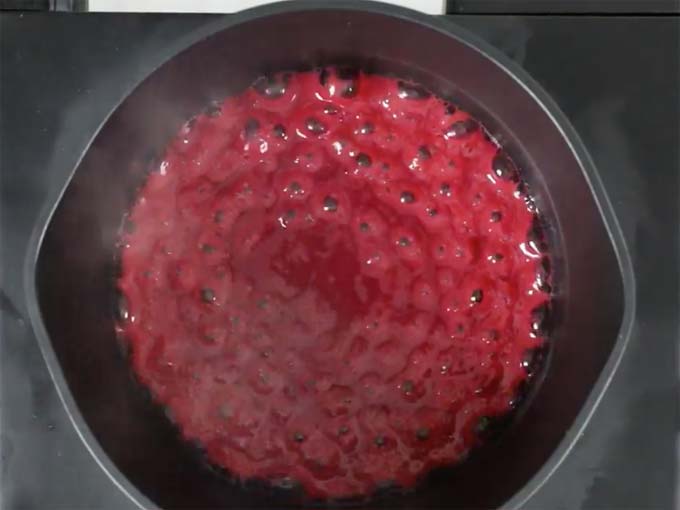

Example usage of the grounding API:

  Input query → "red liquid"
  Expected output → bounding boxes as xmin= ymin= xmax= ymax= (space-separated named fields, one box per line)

xmin=118 ymin=69 xmax=550 ymax=499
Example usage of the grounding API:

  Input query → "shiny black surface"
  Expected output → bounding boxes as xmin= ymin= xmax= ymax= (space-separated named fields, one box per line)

xmin=1 ymin=12 xmax=678 ymax=510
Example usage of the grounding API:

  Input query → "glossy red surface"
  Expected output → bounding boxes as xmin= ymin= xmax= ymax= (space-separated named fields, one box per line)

xmin=118 ymin=69 xmax=549 ymax=498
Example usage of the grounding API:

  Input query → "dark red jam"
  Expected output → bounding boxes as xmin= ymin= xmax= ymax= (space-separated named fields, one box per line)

xmin=117 ymin=69 xmax=551 ymax=499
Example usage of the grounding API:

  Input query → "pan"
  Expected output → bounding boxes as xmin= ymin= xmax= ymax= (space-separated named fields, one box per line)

xmin=26 ymin=2 xmax=635 ymax=508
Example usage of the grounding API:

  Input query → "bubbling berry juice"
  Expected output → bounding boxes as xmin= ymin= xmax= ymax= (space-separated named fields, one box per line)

xmin=117 ymin=68 xmax=551 ymax=499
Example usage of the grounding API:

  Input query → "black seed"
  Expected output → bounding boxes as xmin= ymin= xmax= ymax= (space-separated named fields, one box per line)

xmin=490 ymin=211 xmax=502 ymax=222
xmin=305 ymin=117 xmax=327 ymax=135
xmin=201 ymin=288 xmax=216 ymax=303
xmin=492 ymin=151 xmax=519 ymax=182
xmin=427 ymin=208 xmax=438 ymax=217
xmin=214 ymin=210 xmax=224 ymax=224
xmin=470 ymin=289 xmax=483 ymax=304
xmin=338 ymin=425 xmax=349 ymax=435
xmin=397 ymin=80 xmax=431 ymax=100
xmin=205 ymin=101 xmax=222 ymax=117
xmin=400 ymin=191 xmax=415 ymax=204
xmin=253 ymin=74 xmax=288 ymax=98
xmin=416 ymin=428 xmax=430 ymax=441
xmin=257 ymin=298 xmax=268 ymax=309
xmin=203 ymin=333 xmax=216 ymax=343
xmin=293 ymin=432 xmax=305 ymax=443
xmin=323 ymin=196 xmax=338 ymax=212
xmin=402 ymin=380 xmax=414 ymax=394
xmin=398 ymin=237 xmax=411 ymax=247
xmin=261 ymin=350 xmax=271 ymax=358
xmin=381 ymin=163 xmax=390 ymax=171
xmin=440 ymin=183 xmax=452 ymax=197
xmin=374 ymin=435 xmax=386 ymax=447
xmin=359 ymin=222 xmax=369 ymax=232
xmin=201 ymin=244 xmax=215 ymax=253
xmin=445 ymin=119 xmax=478 ymax=139
xmin=418 ymin=145 xmax=432 ymax=159
xmin=358 ymin=122 xmax=375 ymax=135
xmin=445 ymin=103 xmax=457 ymax=115
xmin=273 ymin=123 xmax=287 ymax=139
xmin=356 ymin=152 xmax=372 ymax=167
xmin=244 ymin=118 xmax=260 ymax=137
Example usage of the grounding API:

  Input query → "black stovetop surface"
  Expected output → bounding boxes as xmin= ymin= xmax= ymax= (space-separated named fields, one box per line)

xmin=1 ymin=11 xmax=678 ymax=510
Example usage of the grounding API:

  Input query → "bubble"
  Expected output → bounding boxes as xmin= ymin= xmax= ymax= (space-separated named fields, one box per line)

xmin=323 ymin=104 xmax=339 ymax=115
xmin=318 ymin=68 xmax=330 ymax=86
xmin=273 ymin=123 xmax=287 ymax=139
xmin=201 ymin=288 xmax=216 ymax=303
xmin=286 ymin=181 xmax=303 ymax=196
xmin=305 ymin=117 xmax=327 ymax=135
xmin=204 ymin=101 xmax=222 ymax=117
xmin=117 ymin=295 xmax=130 ymax=322
xmin=336 ymin=67 xmax=360 ymax=98
xmin=323 ymin=196 xmax=338 ymax=212
xmin=417 ymin=145 xmax=431 ymax=160
xmin=445 ymin=119 xmax=478 ymax=139
xmin=400 ymin=191 xmax=415 ymax=204
xmin=397 ymin=80 xmax=431 ymax=100
xmin=416 ymin=427 xmax=430 ymax=441
xmin=244 ymin=118 xmax=260 ymax=137
xmin=401 ymin=380 xmax=415 ymax=395
xmin=253 ymin=74 xmax=288 ymax=98
xmin=357 ymin=122 xmax=375 ymax=135
xmin=530 ymin=304 xmax=550 ymax=338
xmin=492 ymin=151 xmax=519 ymax=182
xmin=475 ymin=416 xmax=491 ymax=435
xmin=355 ymin=152 xmax=372 ymax=167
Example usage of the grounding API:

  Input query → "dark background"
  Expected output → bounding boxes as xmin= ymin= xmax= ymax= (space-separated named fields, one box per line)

xmin=1 ymin=8 xmax=678 ymax=510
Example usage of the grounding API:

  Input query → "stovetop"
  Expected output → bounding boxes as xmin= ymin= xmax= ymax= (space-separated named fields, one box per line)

xmin=1 ymin=11 xmax=678 ymax=510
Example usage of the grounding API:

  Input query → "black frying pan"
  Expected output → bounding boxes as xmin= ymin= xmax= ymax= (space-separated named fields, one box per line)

xmin=26 ymin=1 xmax=635 ymax=508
